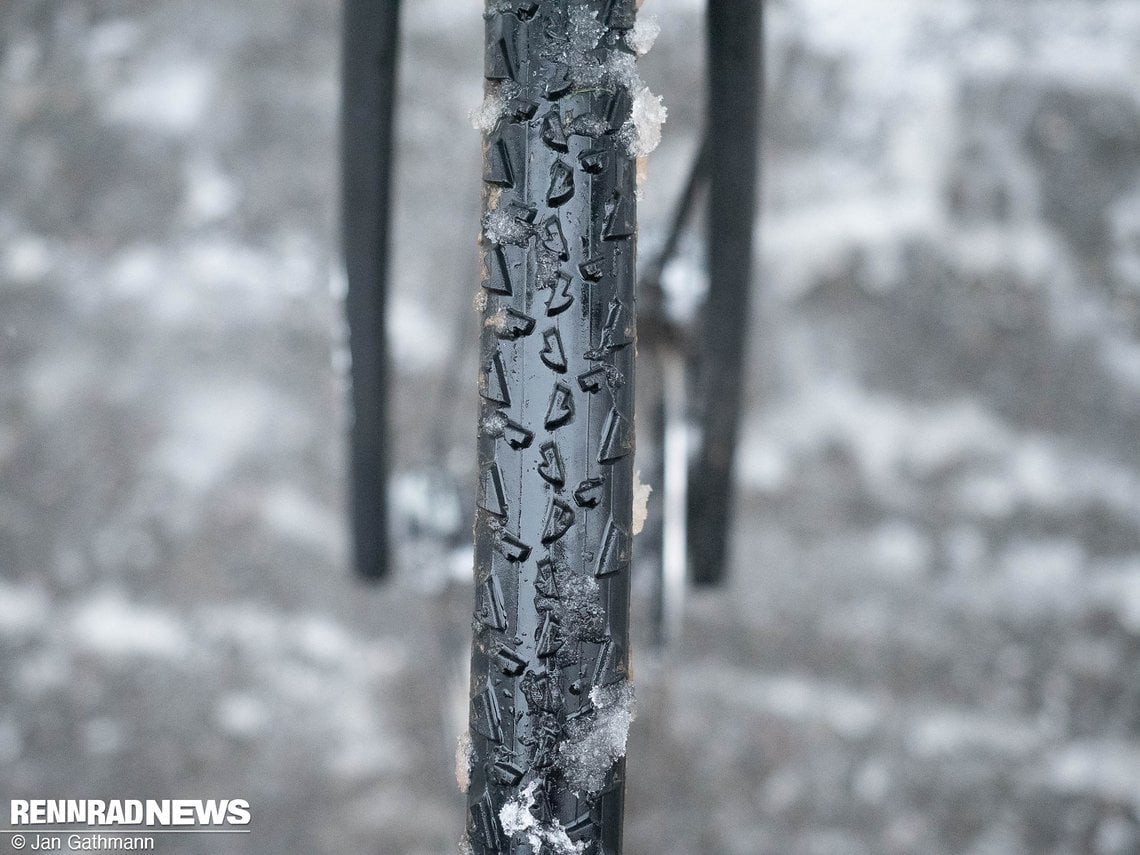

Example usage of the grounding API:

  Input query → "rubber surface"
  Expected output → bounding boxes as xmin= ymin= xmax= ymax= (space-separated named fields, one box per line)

xmin=464 ymin=2 xmax=639 ymax=852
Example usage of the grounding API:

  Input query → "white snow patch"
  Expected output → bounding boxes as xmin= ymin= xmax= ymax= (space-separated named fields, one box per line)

xmin=215 ymin=693 xmax=271 ymax=739
xmin=449 ymin=545 xmax=475 ymax=582
xmin=906 ymin=710 xmax=1045 ymax=759
xmin=482 ymin=204 xmax=532 ymax=246
xmin=1087 ymin=561 xmax=1140 ymax=634
xmin=628 ymin=15 xmax=661 ymax=56
xmin=87 ymin=19 xmax=142 ymax=63
xmin=559 ymin=682 xmax=636 ymax=794
xmin=853 ymin=759 xmax=891 ymax=804
xmin=260 ymin=484 xmax=347 ymax=558
xmin=997 ymin=538 xmax=1084 ymax=608
xmin=485 ymin=308 xmax=511 ymax=337
xmin=738 ymin=382 xmax=1010 ymax=493
xmin=391 ymin=469 xmax=464 ymax=538
xmin=99 ymin=234 xmax=323 ymax=325
xmin=182 ymin=158 xmax=240 ymax=225
xmin=631 ymin=470 xmax=652 ymax=536
xmin=389 ymin=296 xmax=451 ymax=372
xmin=952 ymin=437 xmax=1140 ymax=525
xmin=0 ymin=580 xmax=49 ymax=639
xmin=604 ymin=51 xmax=638 ymax=89
xmin=469 ymin=83 xmax=511 ymax=132
xmin=292 ymin=615 xmax=355 ymax=665
xmin=70 ymin=592 xmax=190 ymax=660
xmin=563 ymin=7 xmax=609 ymax=88
xmin=763 ymin=193 xmax=942 ymax=302
xmin=193 ymin=604 xmax=409 ymax=778
xmin=686 ymin=662 xmax=881 ymax=740
xmin=103 ymin=59 xmax=213 ymax=133
xmin=106 ymin=243 xmax=164 ymax=301
xmin=1043 ymin=740 xmax=1140 ymax=809
xmin=499 ymin=781 xmax=585 ymax=855
xmin=326 ymin=721 xmax=410 ymax=779
xmin=570 ymin=6 xmax=605 ymax=52
xmin=660 ymin=250 xmax=709 ymax=323
xmin=455 ymin=732 xmax=473 ymax=793
xmin=16 ymin=649 xmax=72 ymax=696
xmin=481 ymin=410 xmax=508 ymax=439
xmin=25 ymin=353 xmax=98 ymax=419
xmin=867 ymin=520 xmax=931 ymax=580
xmin=151 ymin=382 xmax=278 ymax=495
xmin=621 ymin=86 xmax=667 ymax=158
xmin=498 ymin=781 xmax=537 ymax=836
xmin=3 ymin=234 xmax=53 ymax=284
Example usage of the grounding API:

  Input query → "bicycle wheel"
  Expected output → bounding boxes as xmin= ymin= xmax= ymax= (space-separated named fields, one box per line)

xmin=462 ymin=2 xmax=643 ymax=852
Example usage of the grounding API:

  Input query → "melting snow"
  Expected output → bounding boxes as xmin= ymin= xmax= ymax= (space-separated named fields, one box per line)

xmin=482 ymin=204 xmax=532 ymax=246
xmin=499 ymin=781 xmax=585 ymax=855
xmin=455 ymin=731 xmax=473 ymax=793
xmin=631 ymin=470 xmax=652 ymax=536
xmin=621 ymin=86 xmax=667 ymax=158
xmin=559 ymin=681 xmax=636 ymax=794
xmin=628 ymin=16 xmax=661 ymax=56
xmin=569 ymin=6 xmax=606 ymax=54
xmin=469 ymin=83 xmax=513 ymax=132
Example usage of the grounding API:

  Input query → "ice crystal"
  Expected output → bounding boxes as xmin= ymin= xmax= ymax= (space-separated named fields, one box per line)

xmin=628 ymin=16 xmax=661 ymax=56
xmin=632 ymin=469 xmax=652 ymax=536
xmin=470 ymin=86 xmax=507 ymax=132
xmin=569 ymin=6 xmax=605 ymax=53
xmin=560 ymin=573 xmax=605 ymax=643
xmin=621 ymin=86 xmax=667 ymax=158
xmin=455 ymin=731 xmax=473 ymax=793
xmin=559 ymin=681 xmax=636 ymax=794
xmin=481 ymin=411 xmax=508 ymax=439
xmin=482 ymin=205 xmax=532 ymax=246
xmin=499 ymin=781 xmax=585 ymax=855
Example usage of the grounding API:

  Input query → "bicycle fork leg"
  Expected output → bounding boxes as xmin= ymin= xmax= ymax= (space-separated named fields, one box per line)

xmin=688 ymin=0 xmax=763 ymax=587
xmin=342 ymin=0 xmax=402 ymax=581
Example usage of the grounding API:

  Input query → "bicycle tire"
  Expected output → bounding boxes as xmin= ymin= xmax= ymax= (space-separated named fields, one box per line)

xmin=463 ymin=2 xmax=641 ymax=853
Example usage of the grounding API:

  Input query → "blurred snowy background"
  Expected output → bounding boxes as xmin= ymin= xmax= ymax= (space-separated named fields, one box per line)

xmin=3 ymin=0 xmax=1140 ymax=853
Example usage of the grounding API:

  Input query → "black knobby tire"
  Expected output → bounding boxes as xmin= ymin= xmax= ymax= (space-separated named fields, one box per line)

xmin=464 ymin=2 xmax=639 ymax=853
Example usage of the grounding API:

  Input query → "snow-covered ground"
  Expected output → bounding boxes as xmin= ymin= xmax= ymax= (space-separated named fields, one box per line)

xmin=2 ymin=0 xmax=1140 ymax=852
